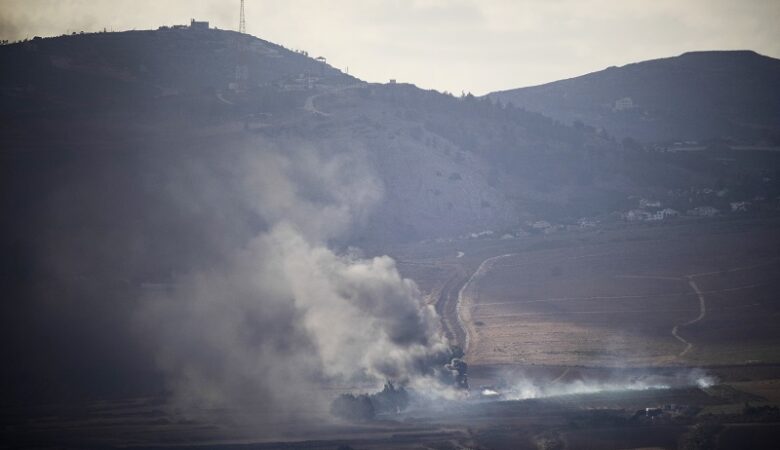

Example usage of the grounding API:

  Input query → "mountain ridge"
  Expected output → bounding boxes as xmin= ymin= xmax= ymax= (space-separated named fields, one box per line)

xmin=0 ymin=27 xmax=355 ymax=116
xmin=489 ymin=50 xmax=780 ymax=144
xmin=2 ymin=30 xmax=777 ymax=246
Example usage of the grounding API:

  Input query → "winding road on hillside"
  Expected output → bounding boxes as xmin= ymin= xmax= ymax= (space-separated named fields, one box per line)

xmin=303 ymin=84 xmax=363 ymax=116
xmin=303 ymin=90 xmax=332 ymax=116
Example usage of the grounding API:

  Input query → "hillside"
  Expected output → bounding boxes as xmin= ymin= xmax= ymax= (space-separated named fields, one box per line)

xmin=490 ymin=51 xmax=780 ymax=145
xmin=3 ymin=31 xmax=778 ymax=250
xmin=0 ymin=27 xmax=630 ymax=245
xmin=2 ymin=31 xmax=778 ymax=249
xmin=0 ymin=27 xmax=353 ymax=115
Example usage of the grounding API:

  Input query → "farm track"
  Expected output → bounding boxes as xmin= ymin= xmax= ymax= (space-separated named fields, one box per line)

xmin=671 ymin=259 xmax=779 ymax=358
xmin=434 ymin=266 xmax=469 ymax=348
xmin=456 ymin=254 xmax=515 ymax=355
xmin=550 ymin=367 xmax=571 ymax=384
xmin=672 ymin=276 xmax=706 ymax=357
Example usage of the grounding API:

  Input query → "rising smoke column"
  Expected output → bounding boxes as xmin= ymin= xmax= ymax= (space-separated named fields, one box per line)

xmin=137 ymin=140 xmax=456 ymax=422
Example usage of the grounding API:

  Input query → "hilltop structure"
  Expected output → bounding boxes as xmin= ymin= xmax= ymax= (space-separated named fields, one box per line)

xmin=190 ymin=19 xmax=209 ymax=31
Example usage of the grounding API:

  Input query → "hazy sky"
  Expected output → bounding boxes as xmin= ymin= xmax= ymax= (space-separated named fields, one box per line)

xmin=1 ymin=0 xmax=779 ymax=94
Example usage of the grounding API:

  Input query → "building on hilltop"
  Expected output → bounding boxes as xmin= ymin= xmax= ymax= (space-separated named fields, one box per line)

xmin=190 ymin=19 xmax=209 ymax=30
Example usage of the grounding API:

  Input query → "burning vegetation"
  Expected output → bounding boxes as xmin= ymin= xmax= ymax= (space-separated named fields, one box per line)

xmin=331 ymin=347 xmax=468 ymax=421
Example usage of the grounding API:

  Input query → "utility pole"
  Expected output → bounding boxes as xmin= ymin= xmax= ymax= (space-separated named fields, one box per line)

xmin=233 ymin=0 xmax=249 ymax=92
xmin=239 ymin=0 xmax=247 ymax=34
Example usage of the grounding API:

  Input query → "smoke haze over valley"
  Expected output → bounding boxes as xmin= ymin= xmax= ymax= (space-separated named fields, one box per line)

xmin=2 ymin=2 xmax=780 ymax=448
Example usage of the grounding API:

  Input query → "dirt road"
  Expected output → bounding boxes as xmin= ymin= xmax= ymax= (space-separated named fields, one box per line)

xmin=303 ymin=84 xmax=363 ymax=116
xmin=672 ymin=276 xmax=707 ymax=357
xmin=672 ymin=259 xmax=779 ymax=358
xmin=456 ymin=254 xmax=515 ymax=356
xmin=434 ymin=267 xmax=470 ymax=349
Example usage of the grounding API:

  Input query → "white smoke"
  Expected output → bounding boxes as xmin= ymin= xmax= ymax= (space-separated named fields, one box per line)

xmin=503 ymin=377 xmax=671 ymax=400
xmin=135 ymin=140 xmax=453 ymax=424
xmin=494 ymin=368 xmax=717 ymax=401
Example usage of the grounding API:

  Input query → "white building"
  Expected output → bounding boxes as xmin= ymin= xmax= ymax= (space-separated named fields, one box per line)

xmin=528 ymin=220 xmax=552 ymax=230
xmin=613 ymin=97 xmax=635 ymax=111
xmin=730 ymin=201 xmax=750 ymax=212
xmin=650 ymin=208 xmax=679 ymax=221
xmin=687 ymin=206 xmax=719 ymax=217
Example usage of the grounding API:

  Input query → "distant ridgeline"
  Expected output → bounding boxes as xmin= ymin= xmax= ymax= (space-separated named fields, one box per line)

xmin=490 ymin=51 xmax=780 ymax=146
xmin=0 ymin=27 xmax=354 ymax=116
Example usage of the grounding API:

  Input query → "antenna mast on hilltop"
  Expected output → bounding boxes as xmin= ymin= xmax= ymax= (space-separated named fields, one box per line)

xmin=239 ymin=0 xmax=247 ymax=34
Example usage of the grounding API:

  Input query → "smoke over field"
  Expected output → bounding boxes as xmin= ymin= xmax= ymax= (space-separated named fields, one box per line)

xmin=136 ymin=140 xmax=461 ymax=422
xmin=495 ymin=369 xmax=716 ymax=401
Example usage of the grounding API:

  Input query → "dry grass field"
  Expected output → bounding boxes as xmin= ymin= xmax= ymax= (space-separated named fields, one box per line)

xmin=461 ymin=220 xmax=780 ymax=367
xmin=386 ymin=217 xmax=780 ymax=370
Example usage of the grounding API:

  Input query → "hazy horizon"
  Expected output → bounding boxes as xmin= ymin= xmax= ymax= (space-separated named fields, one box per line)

xmin=1 ymin=0 xmax=779 ymax=95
